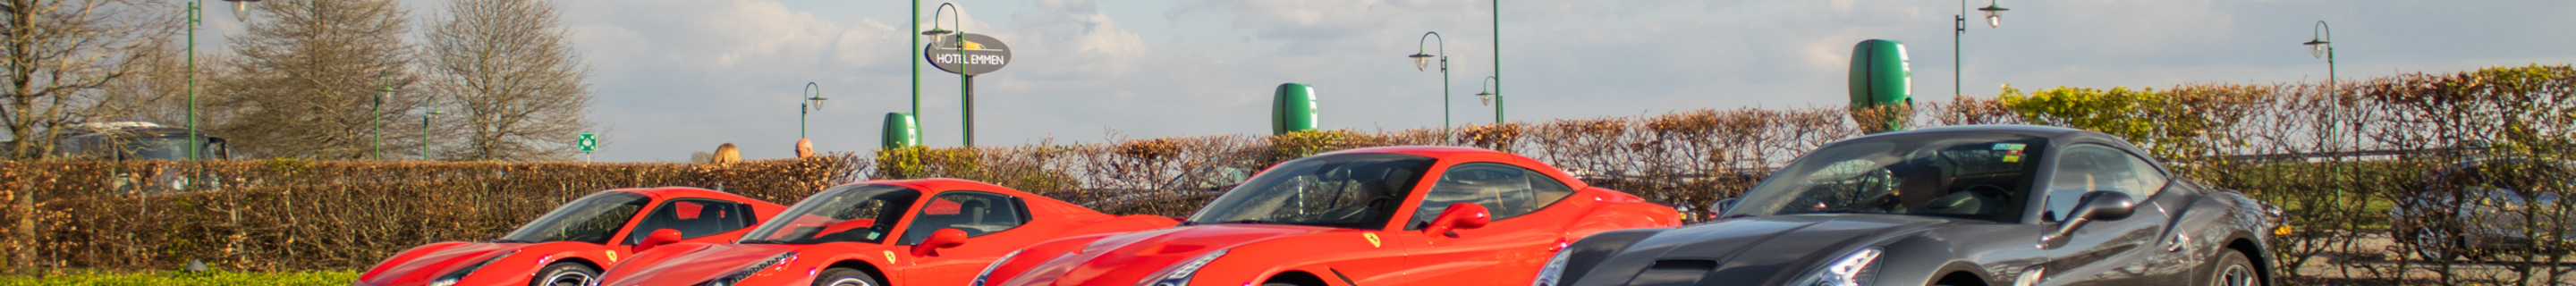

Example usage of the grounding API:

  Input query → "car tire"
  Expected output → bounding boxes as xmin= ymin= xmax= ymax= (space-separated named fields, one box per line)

xmin=2209 ymin=250 xmax=2259 ymax=286
xmin=815 ymin=267 xmax=881 ymax=286
xmin=529 ymin=262 xmax=597 ymax=286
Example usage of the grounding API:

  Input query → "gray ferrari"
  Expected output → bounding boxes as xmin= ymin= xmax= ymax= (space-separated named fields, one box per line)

xmin=1538 ymin=125 xmax=2281 ymax=286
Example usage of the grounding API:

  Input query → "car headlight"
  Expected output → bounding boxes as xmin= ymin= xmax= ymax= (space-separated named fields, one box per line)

xmin=1135 ymin=249 xmax=1227 ymax=286
xmin=695 ymin=251 xmax=797 ymax=286
xmin=428 ymin=250 xmax=519 ymax=286
xmin=970 ymin=249 xmax=1024 ymax=286
xmin=1531 ymin=249 xmax=1573 ymax=286
xmin=1794 ymin=248 xmax=1882 ymax=286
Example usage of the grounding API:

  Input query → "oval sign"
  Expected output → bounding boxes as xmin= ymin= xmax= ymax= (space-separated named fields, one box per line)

xmin=924 ymin=33 xmax=1011 ymax=76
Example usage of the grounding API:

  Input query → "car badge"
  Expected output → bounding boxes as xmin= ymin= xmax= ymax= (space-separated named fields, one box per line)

xmin=1364 ymin=232 xmax=1382 ymax=248
xmin=884 ymin=250 xmax=899 ymax=263
xmin=605 ymin=250 xmax=618 ymax=262
xmin=2003 ymin=155 xmax=2021 ymax=163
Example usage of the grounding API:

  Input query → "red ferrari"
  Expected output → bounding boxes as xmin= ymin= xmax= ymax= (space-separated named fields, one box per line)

xmin=592 ymin=178 xmax=1181 ymax=286
xmin=978 ymin=147 xmax=1682 ymax=286
xmin=354 ymin=187 xmax=786 ymax=286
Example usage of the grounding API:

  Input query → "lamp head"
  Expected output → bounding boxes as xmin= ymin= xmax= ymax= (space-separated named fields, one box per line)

xmin=1978 ymin=3 xmax=2007 ymax=28
xmin=1475 ymin=91 xmax=1495 ymax=106
xmin=223 ymin=0 xmax=258 ymax=21
xmin=921 ymin=29 xmax=953 ymax=37
xmin=1410 ymin=54 xmax=1435 ymax=72
xmin=2303 ymin=39 xmax=2329 ymax=58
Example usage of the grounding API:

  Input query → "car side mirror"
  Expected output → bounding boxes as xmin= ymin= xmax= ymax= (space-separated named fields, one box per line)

xmin=1706 ymin=198 xmax=1740 ymax=220
xmin=911 ymin=228 xmax=970 ymax=257
xmin=1425 ymin=203 xmax=1491 ymax=238
xmin=2047 ymin=191 xmax=2136 ymax=243
xmin=636 ymin=229 xmax=683 ymax=253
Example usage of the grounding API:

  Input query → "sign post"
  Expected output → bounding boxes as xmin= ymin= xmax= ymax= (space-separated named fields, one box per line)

xmin=925 ymin=33 xmax=1011 ymax=146
xmin=577 ymin=133 xmax=597 ymax=162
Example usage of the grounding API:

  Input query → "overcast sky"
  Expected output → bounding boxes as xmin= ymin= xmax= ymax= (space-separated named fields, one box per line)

xmin=288 ymin=0 xmax=2576 ymax=162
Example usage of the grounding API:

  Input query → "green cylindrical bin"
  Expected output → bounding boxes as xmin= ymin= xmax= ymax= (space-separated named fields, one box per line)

xmin=1847 ymin=39 xmax=1912 ymax=132
xmin=882 ymin=112 xmax=920 ymax=148
xmin=1273 ymin=83 xmax=1318 ymax=135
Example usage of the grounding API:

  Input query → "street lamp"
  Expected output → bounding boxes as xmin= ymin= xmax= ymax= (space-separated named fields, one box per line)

xmin=421 ymin=95 xmax=440 ymax=161
xmin=183 ymin=0 xmax=260 ymax=161
xmin=1489 ymin=0 xmax=1503 ymax=124
xmin=1474 ymin=76 xmax=1501 ymax=123
xmin=1955 ymin=0 xmax=2007 ymax=97
xmin=1409 ymin=31 xmax=1450 ymax=140
xmin=801 ymin=82 xmax=828 ymax=139
xmin=374 ymin=71 xmax=395 ymax=161
xmin=925 ymin=3 xmax=971 ymax=146
xmin=2303 ymin=21 xmax=2334 ymax=88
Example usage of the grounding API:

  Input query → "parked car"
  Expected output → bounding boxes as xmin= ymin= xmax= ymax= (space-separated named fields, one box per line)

xmin=977 ymin=146 xmax=1681 ymax=286
xmin=353 ymin=187 xmax=785 ymax=286
xmin=2389 ymin=158 xmax=2575 ymax=260
xmin=1540 ymin=125 xmax=2281 ymax=286
xmin=591 ymin=178 xmax=1180 ymax=286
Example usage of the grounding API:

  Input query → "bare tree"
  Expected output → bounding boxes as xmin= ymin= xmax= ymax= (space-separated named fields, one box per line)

xmin=207 ymin=0 xmax=419 ymax=160
xmin=0 ymin=0 xmax=180 ymax=160
xmin=425 ymin=0 xmax=591 ymax=162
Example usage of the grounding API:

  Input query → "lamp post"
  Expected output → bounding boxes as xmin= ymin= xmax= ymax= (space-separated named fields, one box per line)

xmin=183 ymin=0 xmax=261 ymax=161
xmin=2303 ymin=21 xmax=2334 ymax=88
xmin=1490 ymin=0 xmax=1502 ymax=123
xmin=1474 ymin=76 xmax=1501 ymax=123
xmin=801 ymin=82 xmax=828 ymax=139
xmin=923 ymin=3 xmax=970 ymax=146
xmin=421 ymin=96 xmax=440 ymax=161
xmin=374 ymin=71 xmax=395 ymax=161
xmin=1409 ymin=31 xmax=1450 ymax=140
xmin=1955 ymin=0 xmax=2007 ymax=97
xmin=909 ymin=0 xmax=921 ymax=122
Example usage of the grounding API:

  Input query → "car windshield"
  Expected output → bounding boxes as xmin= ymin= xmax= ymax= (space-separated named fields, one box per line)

xmin=1186 ymin=153 xmax=1436 ymax=229
xmin=738 ymin=184 xmax=920 ymax=244
xmin=1728 ymin=132 xmax=2046 ymax=222
xmin=498 ymin=191 xmax=651 ymax=244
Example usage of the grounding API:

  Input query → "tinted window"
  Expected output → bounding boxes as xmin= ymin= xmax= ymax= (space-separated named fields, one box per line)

xmin=900 ymin=191 xmax=1030 ymax=245
xmin=1729 ymin=132 xmax=2046 ymax=223
xmin=1187 ymin=153 xmax=1437 ymax=229
xmin=1410 ymin=163 xmax=1576 ymax=229
xmin=623 ymin=199 xmax=754 ymax=245
xmin=499 ymin=192 xmax=651 ymax=244
xmin=739 ymin=184 xmax=922 ymax=244
xmin=2044 ymin=144 xmax=2168 ymax=221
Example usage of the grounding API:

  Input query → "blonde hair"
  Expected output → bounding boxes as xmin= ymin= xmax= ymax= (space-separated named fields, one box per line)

xmin=713 ymin=143 xmax=741 ymax=164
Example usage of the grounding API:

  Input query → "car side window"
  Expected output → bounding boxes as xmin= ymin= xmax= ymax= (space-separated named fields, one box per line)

xmin=624 ymin=199 xmax=753 ymax=245
xmin=1410 ymin=163 xmax=1572 ymax=230
xmin=901 ymin=191 xmax=1029 ymax=245
xmin=2045 ymin=144 xmax=2168 ymax=221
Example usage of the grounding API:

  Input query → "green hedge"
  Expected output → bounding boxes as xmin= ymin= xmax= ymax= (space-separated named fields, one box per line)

xmin=0 ymin=271 xmax=357 ymax=286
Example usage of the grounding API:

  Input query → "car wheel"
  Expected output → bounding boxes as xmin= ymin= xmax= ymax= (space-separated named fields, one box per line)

xmin=815 ymin=267 xmax=881 ymax=286
xmin=2209 ymin=250 xmax=2259 ymax=286
xmin=530 ymin=262 xmax=597 ymax=286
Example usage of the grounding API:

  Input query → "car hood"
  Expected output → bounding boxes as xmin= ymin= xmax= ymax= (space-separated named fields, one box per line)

xmin=1575 ymin=214 xmax=1965 ymax=286
xmin=1003 ymin=223 xmax=1340 ymax=286
xmin=601 ymin=243 xmax=801 ymax=285
xmin=360 ymin=241 xmax=528 ymax=284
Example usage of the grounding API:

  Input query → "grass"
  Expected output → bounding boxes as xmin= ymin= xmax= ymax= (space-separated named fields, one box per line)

xmin=0 ymin=270 xmax=358 ymax=286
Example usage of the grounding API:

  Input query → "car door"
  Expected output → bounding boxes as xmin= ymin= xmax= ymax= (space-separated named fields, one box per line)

xmin=2039 ymin=144 xmax=2174 ymax=286
xmin=898 ymin=190 xmax=1033 ymax=286
xmin=1397 ymin=162 xmax=1580 ymax=286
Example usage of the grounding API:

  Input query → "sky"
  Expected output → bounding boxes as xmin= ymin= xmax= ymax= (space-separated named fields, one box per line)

xmin=241 ymin=0 xmax=2576 ymax=162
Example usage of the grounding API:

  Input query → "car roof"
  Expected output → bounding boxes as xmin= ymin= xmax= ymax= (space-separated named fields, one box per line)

xmin=1321 ymin=146 xmax=1510 ymax=158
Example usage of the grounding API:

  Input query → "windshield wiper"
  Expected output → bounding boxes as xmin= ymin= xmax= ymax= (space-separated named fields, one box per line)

xmin=1184 ymin=220 xmax=1281 ymax=226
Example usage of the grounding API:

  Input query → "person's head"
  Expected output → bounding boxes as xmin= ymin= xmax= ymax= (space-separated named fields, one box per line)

xmin=714 ymin=143 xmax=741 ymax=164
xmin=795 ymin=139 xmax=815 ymax=157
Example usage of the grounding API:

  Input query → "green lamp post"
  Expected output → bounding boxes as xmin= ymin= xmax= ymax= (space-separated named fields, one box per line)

xmin=1409 ymin=31 xmax=1450 ymax=140
xmin=374 ymin=72 xmax=395 ymax=161
xmin=923 ymin=3 xmax=970 ymax=146
xmin=183 ymin=0 xmax=262 ymax=161
xmin=1954 ymin=0 xmax=2007 ymax=97
xmin=421 ymin=95 xmax=440 ymax=161
xmin=801 ymin=82 xmax=827 ymax=139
